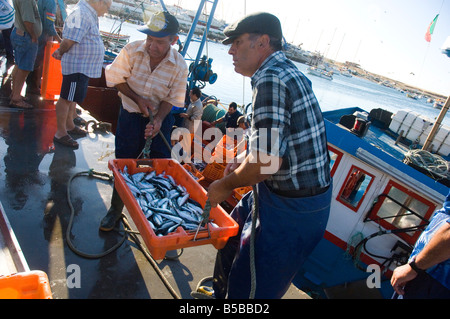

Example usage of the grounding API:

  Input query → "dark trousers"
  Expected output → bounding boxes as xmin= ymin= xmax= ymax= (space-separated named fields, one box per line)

xmin=109 ymin=105 xmax=174 ymax=212
xmin=213 ymin=181 xmax=332 ymax=299
xmin=115 ymin=105 xmax=173 ymax=159
xmin=402 ymin=271 xmax=450 ymax=299
xmin=1 ymin=26 xmax=14 ymax=62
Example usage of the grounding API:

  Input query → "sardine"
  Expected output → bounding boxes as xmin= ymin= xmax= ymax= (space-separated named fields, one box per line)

xmin=119 ymin=168 xmax=208 ymax=236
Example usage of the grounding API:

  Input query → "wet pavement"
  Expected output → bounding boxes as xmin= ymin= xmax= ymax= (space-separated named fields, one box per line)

xmin=0 ymin=58 xmax=309 ymax=300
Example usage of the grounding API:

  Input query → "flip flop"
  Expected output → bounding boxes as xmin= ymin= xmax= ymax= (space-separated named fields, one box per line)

xmin=10 ymin=95 xmax=32 ymax=102
xmin=68 ymin=126 xmax=87 ymax=136
xmin=53 ymin=135 xmax=79 ymax=149
xmin=9 ymin=99 xmax=34 ymax=109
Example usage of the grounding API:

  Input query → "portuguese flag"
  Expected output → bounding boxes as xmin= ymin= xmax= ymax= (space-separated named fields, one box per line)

xmin=425 ymin=14 xmax=439 ymax=42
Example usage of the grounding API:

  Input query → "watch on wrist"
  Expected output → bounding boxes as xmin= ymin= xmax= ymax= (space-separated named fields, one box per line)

xmin=409 ymin=259 xmax=426 ymax=274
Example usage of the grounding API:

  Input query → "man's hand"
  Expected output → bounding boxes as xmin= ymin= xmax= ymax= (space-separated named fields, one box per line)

xmin=207 ymin=178 xmax=233 ymax=208
xmin=224 ymin=162 xmax=241 ymax=176
xmin=52 ymin=48 xmax=63 ymax=60
xmin=390 ymin=264 xmax=418 ymax=295
xmin=144 ymin=117 xmax=162 ymax=139
xmin=137 ymin=96 xmax=156 ymax=118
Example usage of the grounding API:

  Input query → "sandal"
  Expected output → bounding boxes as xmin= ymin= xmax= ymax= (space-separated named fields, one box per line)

xmin=68 ymin=126 xmax=87 ymax=137
xmin=9 ymin=99 xmax=34 ymax=109
xmin=53 ymin=135 xmax=79 ymax=149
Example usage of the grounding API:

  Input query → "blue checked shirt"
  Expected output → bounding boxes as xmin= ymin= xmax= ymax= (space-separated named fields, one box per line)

xmin=61 ymin=0 xmax=104 ymax=78
xmin=409 ymin=191 xmax=450 ymax=290
xmin=249 ymin=51 xmax=331 ymax=191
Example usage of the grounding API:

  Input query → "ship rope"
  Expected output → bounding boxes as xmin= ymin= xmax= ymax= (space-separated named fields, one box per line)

xmin=403 ymin=149 xmax=450 ymax=181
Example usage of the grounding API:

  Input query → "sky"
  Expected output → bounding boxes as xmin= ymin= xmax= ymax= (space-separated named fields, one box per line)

xmin=162 ymin=0 xmax=450 ymax=96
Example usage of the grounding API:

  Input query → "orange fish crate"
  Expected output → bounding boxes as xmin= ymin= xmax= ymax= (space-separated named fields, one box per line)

xmin=182 ymin=163 xmax=204 ymax=180
xmin=108 ymin=158 xmax=239 ymax=260
xmin=211 ymin=135 xmax=239 ymax=163
xmin=225 ymin=186 xmax=253 ymax=207
xmin=233 ymin=186 xmax=253 ymax=201
xmin=202 ymin=161 xmax=226 ymax=182
xmin=0 ymin=271 xmax=52 ymax=299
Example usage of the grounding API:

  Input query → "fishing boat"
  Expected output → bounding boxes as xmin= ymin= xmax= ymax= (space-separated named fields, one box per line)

xmin=0 ymin=201 xmax=29 ymax=276
xmin=307 ymin=66 xmax=334 ymax=81
xmin=0 ymin=201 xmax=52 ymax=298
xmin=434 ymin=100 xmax=444 ymax=109
xmin=100 ymin=30 xmax=131 ymax=43
xmin=290 ymin=106 xmax=448 ymax=298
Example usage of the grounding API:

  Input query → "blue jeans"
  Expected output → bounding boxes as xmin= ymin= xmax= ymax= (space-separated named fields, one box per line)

xmin=213 ymin=181 xmax=332 ymax=299
xmin=10 ymin=28 xmax=38 ymax=72
xmin=115 ymin=105 xmax=174 ymax=159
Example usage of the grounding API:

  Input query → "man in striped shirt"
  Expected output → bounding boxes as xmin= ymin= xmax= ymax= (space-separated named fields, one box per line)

xmin=100 ymin=11 xmax=188 ymax=232
xmin=52 ymin=0 xmax=110 ymax=148
xmin=206 ymin=12 xmax=332 ymax=299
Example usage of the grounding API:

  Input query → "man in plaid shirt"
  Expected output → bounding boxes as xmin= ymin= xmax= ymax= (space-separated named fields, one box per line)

xmin=206 ymin=12 xmax=332 ymax=299
xmin=52 ymin=0 xmax=111 ymax=148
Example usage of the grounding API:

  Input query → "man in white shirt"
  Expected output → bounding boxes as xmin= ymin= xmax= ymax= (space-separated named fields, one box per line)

xmin=180 ymin=86 xmax=203 ymax=133
xmin=100 ymin=11 xmax=188 ymax=232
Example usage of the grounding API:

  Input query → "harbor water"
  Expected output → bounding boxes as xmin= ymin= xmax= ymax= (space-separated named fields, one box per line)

xmin=100 ymin=17 xmax=450 ymax=127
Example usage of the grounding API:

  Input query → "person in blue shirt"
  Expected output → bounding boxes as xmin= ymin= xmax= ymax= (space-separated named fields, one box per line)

xmin=391 ymin=190 xmax=450 ymax=298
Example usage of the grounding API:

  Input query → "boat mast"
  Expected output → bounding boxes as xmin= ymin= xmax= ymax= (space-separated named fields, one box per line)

xmin=422 ymin=37 xmax=450 ymax=152
xmin=422 ymin=96 xmax=450 ymax=151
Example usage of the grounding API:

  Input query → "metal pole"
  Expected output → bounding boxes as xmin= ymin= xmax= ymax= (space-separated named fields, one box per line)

xmin=191 ymin=0 xmax=219 ymax=70
xmin=422 ymin=95 xmax=450 ymax=151
xmin=180 ymin=0 xmax=207 ymax=57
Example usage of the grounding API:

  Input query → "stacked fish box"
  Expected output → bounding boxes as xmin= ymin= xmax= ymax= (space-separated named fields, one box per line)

xmin=389 ymin=109 xmax=450 ymax=156
xmin=108 ymin=159 xmax=239 ymax=260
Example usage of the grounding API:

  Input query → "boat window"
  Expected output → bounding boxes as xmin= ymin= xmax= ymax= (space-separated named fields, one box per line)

xmin=337 ymin=165 xmax=374 ymax=211
xmin=365 ymin=181 xmax=436 ymax=244
xmin=328 ymin=145 xmax=343 ymax=177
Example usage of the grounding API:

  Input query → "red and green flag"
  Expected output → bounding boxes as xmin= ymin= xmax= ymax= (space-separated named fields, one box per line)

xmin=425 ymin=14 xmax=439 ymax=42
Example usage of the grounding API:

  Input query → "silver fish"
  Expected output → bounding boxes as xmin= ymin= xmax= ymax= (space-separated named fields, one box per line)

xmin=119 ymin=168 xmax=207 ymax=236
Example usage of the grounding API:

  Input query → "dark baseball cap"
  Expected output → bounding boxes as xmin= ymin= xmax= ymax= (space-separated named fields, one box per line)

xmin=138 ymin=11 xmax=179 ymax=37
xmin=222 ymin=12 xmax=283 ymax=45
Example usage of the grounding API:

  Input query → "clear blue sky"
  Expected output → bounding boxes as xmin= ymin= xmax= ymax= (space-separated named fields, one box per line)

xmin=164 ymin=0 xmax=450 ymax=96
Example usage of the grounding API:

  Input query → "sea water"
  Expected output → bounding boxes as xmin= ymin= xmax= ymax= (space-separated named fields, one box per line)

xmin=100 ymin=17 xmax=450 ymax=127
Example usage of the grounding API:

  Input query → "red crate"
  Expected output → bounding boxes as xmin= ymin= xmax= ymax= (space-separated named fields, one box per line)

xmin=108 ymin=159 xmax=239 ymax=260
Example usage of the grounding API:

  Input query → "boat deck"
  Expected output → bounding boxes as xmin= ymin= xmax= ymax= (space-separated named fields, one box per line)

xmin=323 ymin=108 xmax=410 ymax=161
xmin=0 ymin=59 xmax=307 ymax=299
